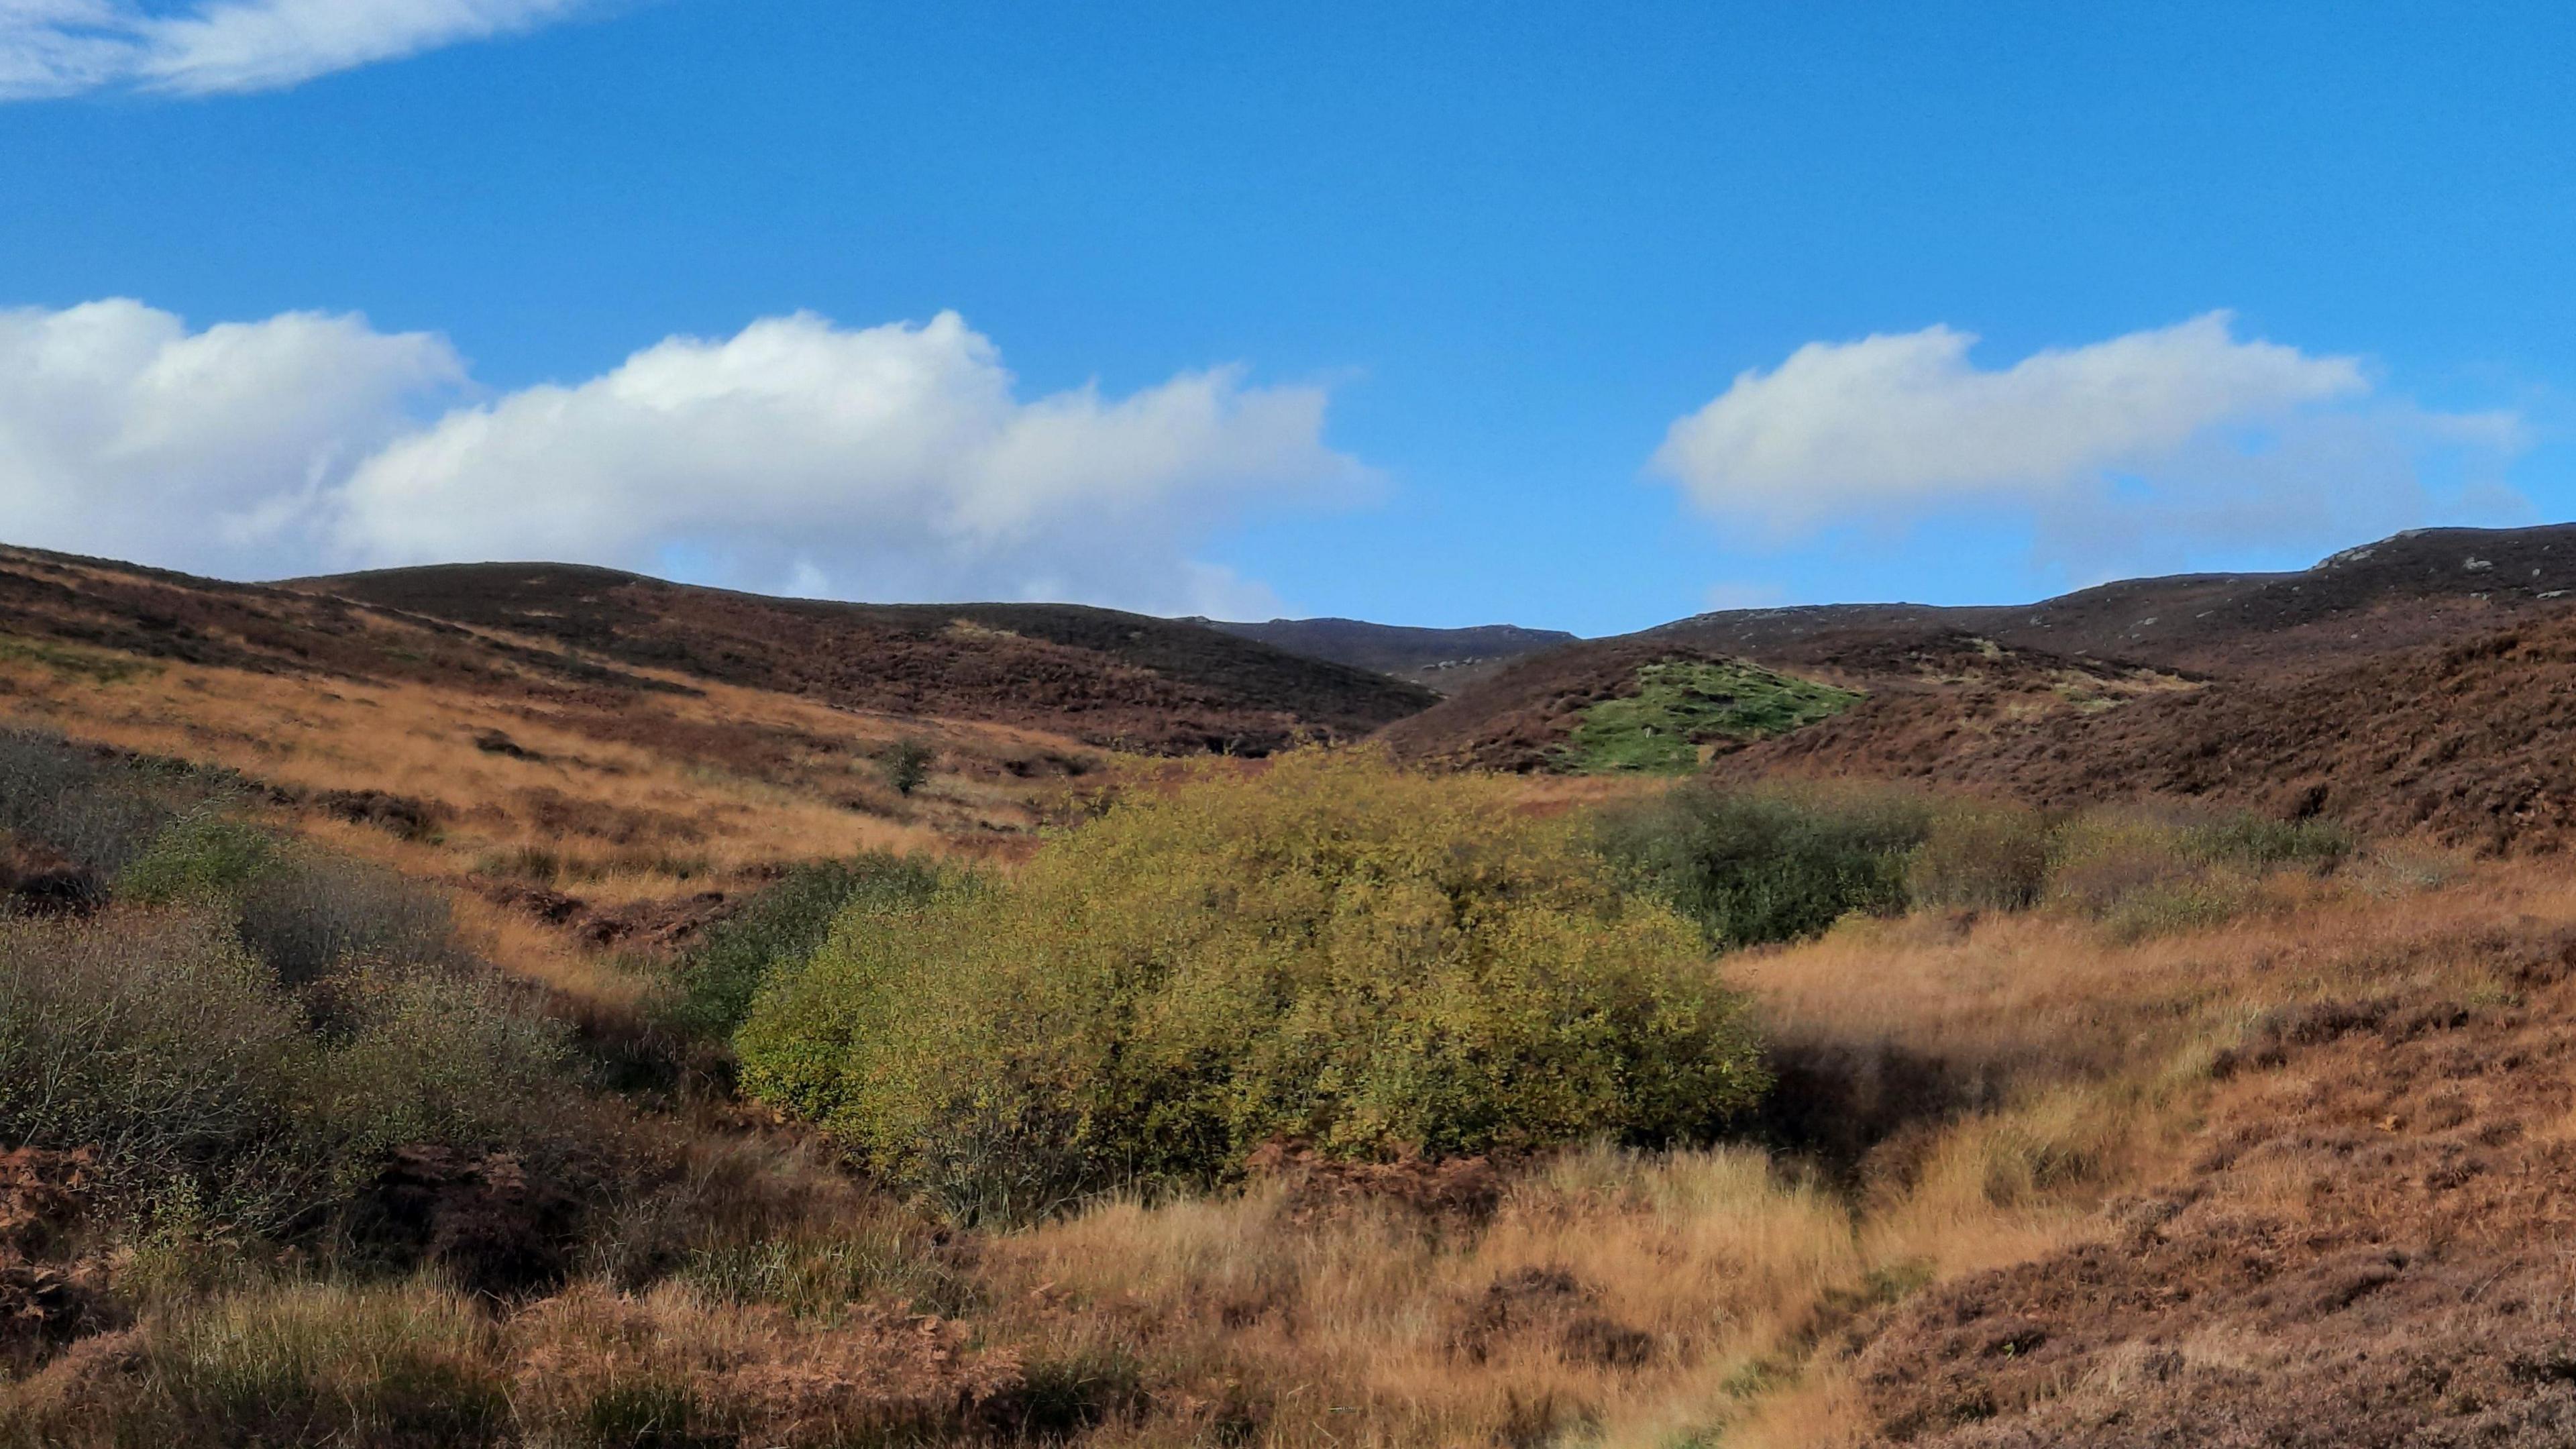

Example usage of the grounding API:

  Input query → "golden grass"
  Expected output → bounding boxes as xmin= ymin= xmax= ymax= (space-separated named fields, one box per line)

xmin=0 ymin=648 xmax=1099 ymax=889
xmin=0 ymin=637 xmax=1132 ymax=1032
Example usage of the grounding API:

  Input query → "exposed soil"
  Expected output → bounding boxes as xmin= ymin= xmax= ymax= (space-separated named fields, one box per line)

xmin=347 ymin=1146 xmax=586 ymax=1297
xmin=1243 ymin=1140 xmax=1506 ymax=1226
xmin=0 ymin=837 xmax=103 ymax=916
xmin=1448 ymin=1265 xmax=1657 ymax=1370
xmin=0 ymin=1148 xmax=114 ymax=1368
xmin=476 ymin=880 xmax=743 ymax=954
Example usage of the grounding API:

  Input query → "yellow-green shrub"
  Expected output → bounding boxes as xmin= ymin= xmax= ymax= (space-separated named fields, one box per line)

xmin=736 ymin=751 xmax=1767 ymax=1216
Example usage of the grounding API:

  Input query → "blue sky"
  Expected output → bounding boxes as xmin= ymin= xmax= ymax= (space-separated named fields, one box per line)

xmin=1 ymin=1 xmax=2569 ymax=634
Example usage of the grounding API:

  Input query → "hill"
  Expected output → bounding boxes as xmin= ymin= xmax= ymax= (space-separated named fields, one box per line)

xmin=1200 ymin=616 xmax=1576 ymax=692
xmin=1384 ymin=525 xmax=2576 ymax=804
xmin=0 ymin=543 xmax=1432 ymax=943
xmin=1735 ymin=612 xmax=2576 ymax=854
xmin=1642 ymin=523 xmax=2576 ymax=678
xmin=292 ymin=561 xmax=1438 ymax=754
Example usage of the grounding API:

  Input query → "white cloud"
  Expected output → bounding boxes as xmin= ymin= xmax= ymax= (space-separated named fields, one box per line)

xmin=0 ymin=301 xmax=1362 ymax=616
xmin=0 ymin=0 xmax=590 ymax=99
xmin=1652 ymin=312 xmax=2529 ymax=580
xmin=0 ymin=298 xmax=463 ymax=566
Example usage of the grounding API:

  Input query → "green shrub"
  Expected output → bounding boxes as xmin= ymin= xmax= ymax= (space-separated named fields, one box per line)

xmin=0 ymin=729 xmax=191 ymax=879
xmin=667 ymin=854 xmax=947 ymax=1038
xmin=0 ymin=912 xmax=313 ymax=1224
xmin=118 ymin=810 xmax=282 ymax=905
xmin=235 ymin=857 xmax=460 ymax=989
xmin=301 ymin=971 xmax=579 ymax=1167
xmin=880 ymin=737 xmax=936 ymax=797
xmin=2185 ymin=813 xmax=2354 ymax=872
xmin=1594 ymin=782 xmax=1933 ymax=949
xmin=1909 ymin=802 xmax=2051 ymax=912
xmin=2043 ymin=806 xmax=2342 ymax=941
xmin=2095 ymin=875 xmax=2260 ymax=945
xmin=0 ymin=905 xmax=581 ymax=1235
xmin=737 ymin=751 xmax=1768 ymax=1214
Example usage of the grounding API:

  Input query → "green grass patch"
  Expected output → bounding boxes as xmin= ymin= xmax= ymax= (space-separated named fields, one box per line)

xmin=1554 ymin=659 xmax=1862 ymax=774
xmin=0 ymin=633 xmax=156 ymax=684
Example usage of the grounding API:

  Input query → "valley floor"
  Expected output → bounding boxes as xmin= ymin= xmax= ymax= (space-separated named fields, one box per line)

xmin=7 ymin=625 xmax=2576 ymax=1446
xmin=10 ymin=825 xmax=2571 ymax=1444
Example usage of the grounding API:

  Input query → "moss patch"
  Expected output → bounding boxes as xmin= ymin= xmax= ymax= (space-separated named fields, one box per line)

xmin=1554 ymin=659 xmax=1861 ymax=774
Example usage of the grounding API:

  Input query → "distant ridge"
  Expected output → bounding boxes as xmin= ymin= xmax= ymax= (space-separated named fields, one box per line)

xmin=1201 ymin=616 xmax=1577 ymax=693
xmin=289 ymin=562 xmax=1440 ymax=754
xmin=0 ymin=547 xmax=1438 ymax=757
xmin=1380 ymin=523 xmax=2576 ymax=823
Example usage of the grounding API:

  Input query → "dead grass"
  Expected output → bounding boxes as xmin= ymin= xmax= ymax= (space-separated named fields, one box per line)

xmin=0 ymin=649 xmax=1104 ymax=888
xmin=0 ymin=639 xmax=1140 ymax=1036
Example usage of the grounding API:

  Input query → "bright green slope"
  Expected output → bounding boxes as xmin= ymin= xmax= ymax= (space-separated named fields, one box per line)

xmin=1554 ymin=659 xmax=1862 ymax=774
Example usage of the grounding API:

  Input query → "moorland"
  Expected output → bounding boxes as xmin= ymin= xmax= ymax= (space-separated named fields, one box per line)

xmin=6 ymin=526 xmax=2576 ymax=1446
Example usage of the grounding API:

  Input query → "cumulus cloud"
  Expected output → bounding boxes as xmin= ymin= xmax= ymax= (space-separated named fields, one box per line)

xmin=0 ymin=0 xmax=589 ymax=99
xmin=0 ymin=298 xmax=464 ymax=566
xmin=1653 ymin=313 xmax=2528 ymax=580
xmin=0 ymin=300 xmax=1362 ymax=616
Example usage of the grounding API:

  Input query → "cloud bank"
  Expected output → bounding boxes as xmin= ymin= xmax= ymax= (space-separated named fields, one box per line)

xmin=0 ymin=0 xmax=590 ymax=99
xmin=0 ymin=300 xmax=1364 ymax=616
xmin=1654 ymin=313 xmax=2528 ymax=582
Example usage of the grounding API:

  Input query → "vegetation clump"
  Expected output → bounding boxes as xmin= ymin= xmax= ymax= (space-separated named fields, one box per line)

xmin=737 ymin=751 xmax=1769 ymax=1217
xmin=665 ymin=853 xmax=947 ymax=1038
xmin=879 ymin=737 xmax=936 ymax=798
xmin=1595 ymin=782 xmax=1933 ymax=949
xmin=1554 ymin=659 xmax=1862 ymax=774
xmin=1599 ymin=781 xmax=2355 ymax=951
xmin=0 ymin=733 xmax=593 ymax=1244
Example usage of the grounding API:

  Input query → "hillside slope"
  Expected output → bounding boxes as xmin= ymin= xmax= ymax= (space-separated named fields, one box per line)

xmin=0 ymin=543 xmax=1134 ymax=900
xmin=1646 ymin=523 xmax=2576 ymax=678
xmin=1387 ymin=525 xmax=2576 ymax=794
xmin=292 ymin=562 xmax=1438 ymax=753
xmin=1202 ymin=616 xmax=1576 ymax=692
xmin=1735 ymin=612 xmax=2576 ymax=854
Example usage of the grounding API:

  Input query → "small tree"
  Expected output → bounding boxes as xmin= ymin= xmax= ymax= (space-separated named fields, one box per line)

xmin=881 ymin=738 xmax=934 ymax=798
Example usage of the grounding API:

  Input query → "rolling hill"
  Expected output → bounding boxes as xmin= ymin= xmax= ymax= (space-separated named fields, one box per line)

xmin=289 ymin=561 xmax=1440 ymax=755
xmin=1383 ymin=525 xmax=2576 ymax=848
xmin=1199 ymin=616 xmax=1576 ymax=692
